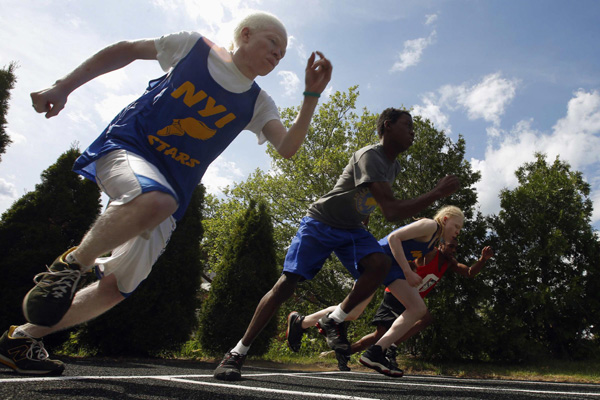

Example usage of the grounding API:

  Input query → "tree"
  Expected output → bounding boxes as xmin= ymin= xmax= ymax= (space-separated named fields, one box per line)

xmin=202 ymin=87 xmax=486 ymax=356
xmin=0 ymin=62 xmax=17 ymax=161
xmin=487 ymin=153 xmax=600 ymax=361
xmin=198 ymin=200 xmax=279 ymax=355
xmin=0 ymin=146 xmax=101 ymax=330
xmin=69 ymin=185 xmax=206 ymax=356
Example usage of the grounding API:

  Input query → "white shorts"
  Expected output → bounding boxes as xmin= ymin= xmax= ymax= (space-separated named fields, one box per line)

xmin=93 ymin=150 xmax=178 ymax=296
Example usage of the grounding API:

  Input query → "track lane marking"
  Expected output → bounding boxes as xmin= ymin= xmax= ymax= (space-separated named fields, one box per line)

xmin=1 ymin=371 xmax=599 ymax=397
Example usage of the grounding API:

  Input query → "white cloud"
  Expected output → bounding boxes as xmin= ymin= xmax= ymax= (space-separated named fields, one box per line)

xmin=412 ymin=94 xmax=451 ymax=133
xmin=202 ymin=155 xmax=244 ymax=197
xmin=322 ymin=85 xmax=334 ymax=100
xmin=96 ymin=69 xmax=129 ymax=92
xmin=94 ymin=93 xmax=140 ymax=123
xmin=471 ymin=90 xmax=600 ymax=223
xmin=277 ymin=70 xmax=301 ymax=97
xmin=472 ymin=121 xmax=541 ymax=215
xmin=390 ymin=30 xmax=437 ymax=72
xmin=416 ymin=73 xmax=519 ymax=128
xmin=425 ymin=14 xmax=438 ymax=25
xmin=0 ymin=178 xmax=17 ymax=200
xmin=545 ymin=89 xmax=600 ymax=169
xmin=6 ymin=127 xmax=27 ymax=145
xmin=458 ymin=73 xmax=518 ymax=125
xmin=288 ymin=35 xmax=308 ymax=61
xmin=152 ymin=0 xmax=250 ymax=47
xmin=592 ymin=189 xmax=600 ymax=226
xmin=486 ymin=126 xmax=503 ymax=138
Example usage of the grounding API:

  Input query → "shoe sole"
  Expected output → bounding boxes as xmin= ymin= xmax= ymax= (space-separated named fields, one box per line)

xmin=335 ymin=352 xmax=351 ymax=371
xmin=213 ymin=370 xmax=242 ymax=381
xmin=0 ymin=356 xmax=65 ymax=376
xmin=359 ymin=356 xmax=403 ymax=377
xmin=22 ymin=273 xmax=83 ymax=327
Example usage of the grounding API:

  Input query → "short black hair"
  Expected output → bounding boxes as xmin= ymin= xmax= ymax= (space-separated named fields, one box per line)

xmin=376 ymin=108 xmax=411 ymax=138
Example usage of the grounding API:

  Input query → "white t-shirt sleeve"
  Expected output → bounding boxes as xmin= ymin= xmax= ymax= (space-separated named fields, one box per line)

xmin=154 ymin=31 xmax=201 ymax=72
xmin=245 ymin=91 xmax=280 ymax=145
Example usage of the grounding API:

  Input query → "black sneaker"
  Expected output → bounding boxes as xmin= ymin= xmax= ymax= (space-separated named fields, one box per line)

xmin=213 ymin=350 xmax=246 ymax=381
xmin=359 ymin=345 xmax=403 ymax=377
xmin=22 ymin=247 xmax=84 ymax=327
xmin=335 ymin=350 xmax=351 ymax=371
xmin=286 ymin=312 xmax=306 ymax=352
xmin=0 ymin=326 xmax=65 ymax=376
xmin=386 ymin=346 xmax=399 ymax=369
xmin=316 ymin=313 xmax=350 ymax=354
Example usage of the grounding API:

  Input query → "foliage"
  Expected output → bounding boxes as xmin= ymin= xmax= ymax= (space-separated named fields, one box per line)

xmin=198 ymin=200 xmax=279 ymax=355
xmin=0 ymin=146 xmax=101 ymax=334
xmin=486 ymin=154 xmax=600 ymax=361
xmin=201 ymin=87 xmax=486 ymax=359
xmin=69 ymin=185 xmax=206 ymax=356
xmin=0 ymin=62 xmax=17 ymax=161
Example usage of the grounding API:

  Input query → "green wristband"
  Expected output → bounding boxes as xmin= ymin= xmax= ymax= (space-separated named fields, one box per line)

xmin=303 ymin=91 xmax=321 ymax=98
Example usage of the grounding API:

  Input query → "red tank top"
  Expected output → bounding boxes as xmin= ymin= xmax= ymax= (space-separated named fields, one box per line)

xmin=385 ymin=251 xmax=449 ymax=298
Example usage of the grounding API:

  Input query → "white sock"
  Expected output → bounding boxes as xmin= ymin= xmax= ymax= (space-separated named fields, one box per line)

xmin=329 ymin=305 xmax=348 ymax=323
xmin=66 ymin=251 xmax=91 ymax=271
xmin=12 ymin=326 xmax=35 ymax=339
xmin=232 ymin=340 xmax=250 ymax=355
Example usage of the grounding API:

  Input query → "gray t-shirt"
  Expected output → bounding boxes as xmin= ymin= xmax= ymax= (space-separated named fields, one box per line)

xmin=307 ymin=144 xmax=402 ymax=229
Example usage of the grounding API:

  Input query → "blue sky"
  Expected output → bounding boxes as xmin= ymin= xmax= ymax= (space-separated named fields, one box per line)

xmin=1 ymin=0 xmax=599 ymax=229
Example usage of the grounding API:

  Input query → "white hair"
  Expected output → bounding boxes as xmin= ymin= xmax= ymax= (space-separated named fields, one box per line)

xmin=232 ymin=11 xmax=287 ymax=49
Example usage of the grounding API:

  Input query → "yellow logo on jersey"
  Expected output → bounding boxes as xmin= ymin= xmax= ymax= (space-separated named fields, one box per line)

xmin=150 ymin=81 xmax=240 ymax=167
xmin=355 ymin=188 xmax=378 ymax=215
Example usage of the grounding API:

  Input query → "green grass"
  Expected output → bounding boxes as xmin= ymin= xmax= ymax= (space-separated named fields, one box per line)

xmin=401 ymin=357 xmax=600 ymax=383
xmin=152 ymin=337 xmax=600 ymax=384
xmin=248 ymin=352 xmax=600 ymax=384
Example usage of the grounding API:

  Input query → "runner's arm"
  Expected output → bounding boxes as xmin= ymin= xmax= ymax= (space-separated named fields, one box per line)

xmin=451 ymin=246 xmax=493 ymax=278
xmin=31 ymin=39 xmax=158 ymax=118
xmin=369 ymin=175 xmax=460 ymax=222
xmin=262 ymin=51 xmax=332 ymax=158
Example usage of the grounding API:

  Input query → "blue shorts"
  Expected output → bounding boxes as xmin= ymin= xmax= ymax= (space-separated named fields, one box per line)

xmin=383 ymin=263 xmax=406 ymax=286
xmin=283 ymin=216 xmax=384 ymax=281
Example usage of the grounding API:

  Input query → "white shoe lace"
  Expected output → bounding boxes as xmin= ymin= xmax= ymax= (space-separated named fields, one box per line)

xmin=26 ymin=338 xmax=50 ymax=361
xmin=33 ymin=267 xmax=82 ymax=299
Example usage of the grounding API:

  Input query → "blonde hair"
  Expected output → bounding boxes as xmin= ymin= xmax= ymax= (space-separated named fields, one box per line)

xmin=433 ymin=205 xmax=464 ymax=243
xmin=232 ymin=11 xmax=287 ymax=49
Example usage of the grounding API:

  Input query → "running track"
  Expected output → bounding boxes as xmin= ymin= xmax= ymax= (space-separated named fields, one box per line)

xmin=1 ymin=358 xmax=599 ymax=399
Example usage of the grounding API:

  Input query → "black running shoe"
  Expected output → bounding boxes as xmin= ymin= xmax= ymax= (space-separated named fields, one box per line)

xmin=386 ymin=345 xmax=399 ymax=369
xmin=286 ymin=312 xmax=306 ymax=352
xmin=22 ymin=247 xmax=84 ymax=327
xmin=213 ymin=350 xmax=246 ymax=381
xmin=335 ymin=350 xmax=351 ymax=371
xmin=316 ymin=313 xmax=350 ymax=354
xmin=0 ymin=326 xmax=65 ymax=376
xmin=359 ymin=345 xmax=403 ymax=377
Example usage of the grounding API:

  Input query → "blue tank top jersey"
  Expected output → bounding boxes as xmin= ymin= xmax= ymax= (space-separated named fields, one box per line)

xmin=378 ymin=222 xmax=440 ymax=265
xmin=73 ymin=37 xmax=261 ymax=220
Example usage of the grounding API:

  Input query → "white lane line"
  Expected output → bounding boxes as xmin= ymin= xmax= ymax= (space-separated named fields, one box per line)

xmin=155 ymin=376 xmax=380 ymax=400
xmin=1 ymin=371 xmax=598 ymax=397
xmin=279 ymin=374 xmax=600 ymax=397
xmin=0 ymin=374 xmax=379 ymax=399
xmin=235 ymin=370 xmax=600 ymax=389
xmin=0 ymin=374 xmax=213 ymax=383
xmin=401 ymin=374 xmax=600 ymax=388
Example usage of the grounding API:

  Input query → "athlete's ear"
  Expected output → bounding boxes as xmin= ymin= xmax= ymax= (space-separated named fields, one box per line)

xmin=240 ymin=27 xmax=251 ymax=44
